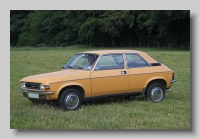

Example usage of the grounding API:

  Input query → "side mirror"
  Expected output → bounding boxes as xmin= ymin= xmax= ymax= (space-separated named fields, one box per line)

xmin=62 ymin=67 xmax=65 ymax=69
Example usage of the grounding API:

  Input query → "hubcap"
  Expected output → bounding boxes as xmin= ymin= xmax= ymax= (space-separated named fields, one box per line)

xmin=151 ymin=87 xmax=163 ymax=102
xmin=64 ymin=92 xmax=79 ymax=109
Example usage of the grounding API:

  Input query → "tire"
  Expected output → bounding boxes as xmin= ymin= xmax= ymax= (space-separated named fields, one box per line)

xmin=145 ymin=83 xmax=165 ymax=102
xmin=58 ymin=88 xmax=82 ymax=111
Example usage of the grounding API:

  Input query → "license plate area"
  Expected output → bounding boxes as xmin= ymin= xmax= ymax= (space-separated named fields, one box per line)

xmin=28 ymin=93 xmax=39 ymax=99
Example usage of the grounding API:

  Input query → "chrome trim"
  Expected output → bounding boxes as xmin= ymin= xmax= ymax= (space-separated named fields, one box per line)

xmin=151 ymin=87 xmax=163 ymax=102
xmin=170 ymin=80 xmax=176 ymax=83
xmin=19 ymin=89 xmax=54 ymax=95
xmin=64 ymin=92 xmax=79 ymax=109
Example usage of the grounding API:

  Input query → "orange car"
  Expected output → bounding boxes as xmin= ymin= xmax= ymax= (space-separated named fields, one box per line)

xmin=19 ymin=50 xmax=176 ymax=111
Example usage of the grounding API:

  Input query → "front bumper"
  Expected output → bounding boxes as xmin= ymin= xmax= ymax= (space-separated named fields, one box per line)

xmin=19 ymin=89 xmax=54 ymax=95
xmin=20 ymin=89 xmax=55 ymax=100
xmin=170 ymin=80 xmax=176 ymax=83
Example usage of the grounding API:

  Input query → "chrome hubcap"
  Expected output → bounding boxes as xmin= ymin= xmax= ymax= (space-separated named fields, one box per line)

xmin=64 ymin=92 xmax=79 ymax=109
xmin=151 ymin=87 xmax=163 ymax=102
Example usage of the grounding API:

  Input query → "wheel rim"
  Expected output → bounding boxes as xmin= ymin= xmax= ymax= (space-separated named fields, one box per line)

xmin=64 ymin=92 xmax=79 ymax=109
xmin=151 ymin=87 xmax=163 ymax=102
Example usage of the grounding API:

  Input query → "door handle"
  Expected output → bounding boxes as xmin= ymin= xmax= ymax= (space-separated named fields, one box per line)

xmin=121 ymin=71 xmax=127 ymax=74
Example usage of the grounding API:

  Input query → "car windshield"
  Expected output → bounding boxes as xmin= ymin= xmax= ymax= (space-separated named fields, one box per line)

xmin=63 ymin=53 xmax=99 ymax=70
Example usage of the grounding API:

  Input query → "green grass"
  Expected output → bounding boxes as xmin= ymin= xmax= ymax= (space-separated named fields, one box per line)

xmin=10 ymin=47 xmax=190 ymax=130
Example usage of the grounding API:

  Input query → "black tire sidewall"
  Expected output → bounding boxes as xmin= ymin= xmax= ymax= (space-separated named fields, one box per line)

xmin=146 ymin=83 xmax=165 ymax=102
xmin=58 ymin=88 xmax=82 ymax=111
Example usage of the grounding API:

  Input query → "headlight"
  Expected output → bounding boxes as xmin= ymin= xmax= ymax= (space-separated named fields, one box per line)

xmin=40 ymin=84 xmax=50 ymax=90
xmin=40 ymin=84 xmax=45 ymax=90
xmin=21 ymin=82 xmax=26 ymax=89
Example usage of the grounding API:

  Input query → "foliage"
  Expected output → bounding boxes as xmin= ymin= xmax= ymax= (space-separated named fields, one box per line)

xmin=10 ymin=10 xmax=31 ymax=46
xmin=10 ymin=10 xmax=190 ymax=48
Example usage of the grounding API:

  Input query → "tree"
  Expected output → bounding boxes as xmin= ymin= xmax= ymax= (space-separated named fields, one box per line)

xmin=10 ymin=10 xmax=31 ymax=46
xmin=11 ymin=10 xmax=190 ymax=48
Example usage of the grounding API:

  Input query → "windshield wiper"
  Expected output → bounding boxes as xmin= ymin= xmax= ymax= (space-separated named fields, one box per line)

xmin=66 ymin=65 xmax=82 ymax=70
xmin=67 ymin=66 xmax=74 ymax=69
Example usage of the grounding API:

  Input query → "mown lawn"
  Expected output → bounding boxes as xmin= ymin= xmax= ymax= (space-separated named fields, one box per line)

xmin=10 ymin=47 xmax=190 ymax=129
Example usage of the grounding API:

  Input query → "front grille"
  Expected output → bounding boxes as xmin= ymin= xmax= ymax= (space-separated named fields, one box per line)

xmin=25 ymin=82 xmax=40 ymax=90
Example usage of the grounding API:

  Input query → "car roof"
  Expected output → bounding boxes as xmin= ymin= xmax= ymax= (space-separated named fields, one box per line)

xmin=79 ymin=49 xmax=158 ymax=63
xmin=80 ymin=50 xmax=142 ymax=55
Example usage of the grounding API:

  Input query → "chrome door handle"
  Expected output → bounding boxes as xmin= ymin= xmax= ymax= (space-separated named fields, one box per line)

xmin=121 ymin=71 xmax=127 ymax=74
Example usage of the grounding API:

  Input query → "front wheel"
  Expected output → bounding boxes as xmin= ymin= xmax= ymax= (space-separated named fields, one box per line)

xmin=58 ymin=88 xmax=82 ymax=111
xmin=145 ymin=83 xmax=165 ymax=102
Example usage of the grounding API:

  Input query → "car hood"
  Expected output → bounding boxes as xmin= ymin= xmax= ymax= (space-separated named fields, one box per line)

xmin=20 ymin=69 xmax=91 ymax=84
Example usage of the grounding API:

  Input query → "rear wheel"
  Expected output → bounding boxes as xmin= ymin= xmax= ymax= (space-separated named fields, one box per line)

xmin=145 ymin=83 xmax=165 ymax=102
xmin=58 ymin=88 xmax=82 ymax=111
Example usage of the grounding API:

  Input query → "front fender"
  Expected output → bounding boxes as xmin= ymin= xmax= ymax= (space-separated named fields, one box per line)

xmin=51 ymin=79 xmax=92 ymax=99
xmin=57 ymin=81 xmax=84 ymax=94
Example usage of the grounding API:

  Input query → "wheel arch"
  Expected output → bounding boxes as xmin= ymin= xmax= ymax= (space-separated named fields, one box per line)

xmin=146 ymin=78 xmax=167 ymax=91
xmin=58 ymin=85 xmax=85 ymax=100
xmin=145 ymin=78 xmax=166 ymax=102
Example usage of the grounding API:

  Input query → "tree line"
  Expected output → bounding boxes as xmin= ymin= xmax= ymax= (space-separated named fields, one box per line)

xmin=10 ymin=10 xmax=190 ymax=48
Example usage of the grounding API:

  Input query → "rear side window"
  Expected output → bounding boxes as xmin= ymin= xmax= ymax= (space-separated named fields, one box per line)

xmin=125 ymin=54 xmax=149 ymax=68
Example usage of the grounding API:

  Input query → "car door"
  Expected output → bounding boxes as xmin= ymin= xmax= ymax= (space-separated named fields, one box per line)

xmin=124 ymin=53 xmax=151 ymax=92
xmin=90 ymin=54 xmax=129 ymax=97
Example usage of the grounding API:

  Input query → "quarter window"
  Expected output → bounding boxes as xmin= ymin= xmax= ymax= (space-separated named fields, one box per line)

xmin=125 ymin=54 xmax=149 ymax=68
xmin=95 ymin=54 xmax=124 ymax=70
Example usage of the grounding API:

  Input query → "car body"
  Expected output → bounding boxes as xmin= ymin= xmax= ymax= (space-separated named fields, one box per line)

xmin=19 ymin=50 xmax=176 ymax=111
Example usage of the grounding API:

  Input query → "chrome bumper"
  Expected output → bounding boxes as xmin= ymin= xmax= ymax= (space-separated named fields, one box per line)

xmin=19 ymin=89 xmax=54 ymax=95
xmin=170 ymin=80 xmax=176 ymax=83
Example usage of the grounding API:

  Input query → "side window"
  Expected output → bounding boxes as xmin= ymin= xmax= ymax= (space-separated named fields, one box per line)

xmin=95 ymin=54 xmax=124 ymax=70
xmin=125 ymin=54 xmax=149 ymax=68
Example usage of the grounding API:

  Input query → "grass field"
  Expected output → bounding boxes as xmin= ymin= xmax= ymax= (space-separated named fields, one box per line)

xmin=10 ymin=47 xmax=190 ymax=129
